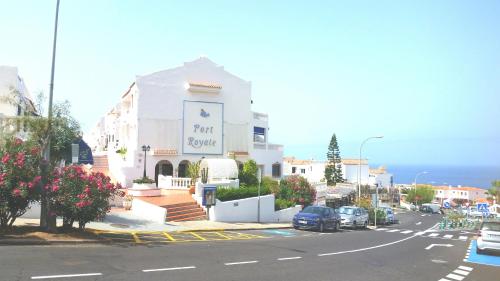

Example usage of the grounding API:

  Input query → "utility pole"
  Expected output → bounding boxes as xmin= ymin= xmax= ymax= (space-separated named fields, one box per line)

xmin=40 ymin=0 xmax=60 ymax=232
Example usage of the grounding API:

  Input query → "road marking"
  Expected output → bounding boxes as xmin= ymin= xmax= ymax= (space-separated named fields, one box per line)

xmin=224 ymin=260 xmax=259 ymax=265
xmin=214 ymin=232 xmax=232 ymax=240
xmin=428 ymin=233 xmax=439 ymax=237
xmin=416 ymin=222 xmax=422 ymax=225
xmin=415 ymin=231 xmax=425 ymax=235
xmin=458 ymin=266 xmax=473 ymax=271
xmin=277 ymin=256 xmax=302 ymax=261
xmin=421 ymin=214 xmax=426 ymax=217
xmin=425 ymin=244 xmax=453 ymax=250
xmin=453 ymin=269 xmax=469 ymax=276
xmin=190 ymin=232 xmax=207 ymax=241
xmin=162 ymin=232 xmax=176 ymax=241
xmin=375 ymin=228 xmax=388 ymax=231
xmin=386 ymin=229 xmax=400 ymax=232
xmin=31 ymin=273 xmax=102 ymax=279
xmin=459 ymin=236 xmax=467 ymax=241
xmin=319 ymin=233 xmax=333 ymax=235
xmin=318 ymin=234 xmax=416 ymax=256
xmin=131 ymin=232 xmax=142 ymax=243
xmin=446 ymin=273 xmax=465 ymax=281
xmin=443 ymin=234 xmax=453 ymax=239
xmin=142 ymin=266 xmax=196 ymax=272
xmin=401 ymin=230 xmax=413 ymax=234
xmin=438 ymin=279 xmax=451 ymax=281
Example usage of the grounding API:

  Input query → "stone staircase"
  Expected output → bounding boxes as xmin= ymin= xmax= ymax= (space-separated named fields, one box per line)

xmin=92 ymin=155 xmax=109 ymax=175
xmin=164 ymin=201 xmax=207 ymax=222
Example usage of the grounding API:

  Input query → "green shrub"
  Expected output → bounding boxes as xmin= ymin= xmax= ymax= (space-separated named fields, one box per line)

xmin=262 ymin=176 xmax=279 ymax=194
xmin=278 ymin=175 xmax=316 ymax=206
xmin=238 ymin=160 xmax=259 ymax=185
xmin=275 ymin=198 xmax=295 ymax=211
xmin=133 ymin=177 xmax=155 ymax=184
xmin=369 ymin=208 xmax=386 ymax=224
xmin=216 ymin=185 xmax=271 ymax=202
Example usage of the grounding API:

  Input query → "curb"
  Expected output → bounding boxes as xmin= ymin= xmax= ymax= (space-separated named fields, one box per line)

xmin=0 ymin=238 xmax=112 ymax=246
xmin=182 ymin=225 xmax=292 ymax=232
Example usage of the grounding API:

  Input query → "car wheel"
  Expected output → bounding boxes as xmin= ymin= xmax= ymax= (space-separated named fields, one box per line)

xmin=319 ymin=222 xmax=325 ymax=232
xmin=363 ymin=221 xmax=368 ymax=229
xmin=334 ymin=222 xmax=340 ymax=232
xmin=353 ymin=221 xmax=357 ymax=229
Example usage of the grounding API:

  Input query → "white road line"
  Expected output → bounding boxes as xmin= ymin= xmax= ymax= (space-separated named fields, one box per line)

xmin=318 ymin=234 xmax=416 ymax=256
xmin=459 ymin=236 xmax=467 ymax=240
xmin=428 ymin=233 xmax=439 ymax=237
xmin=375 ymin=228 xmax=388 ymax=231
xmin=401 ymin=230 xmax=413 ymax=234
xmin=386 ymin=229 xmax=400 ymax=233
xmin=453 ymin=269 xmax=469 ymax=276
xmin=439 ymin=279 xmax=451 ymax=281
xmin=443 ymin=234 xmax=453 ymax=239
xmin=415 ymin=231 xmax=425 ymax=235
xmin=224 ymin=261 xmax=259 ymax=266
xmin=446 ymin=273 xmax=465 ymax=281
xmin=416 ymin=222 xmax=422 ymax=225
xmin=277 ymin=256 xmax=302 ymax=261
xmin=319 ymin=233 xmax=333 ymax=235
xmin=31 ymin=273 xmax=102 ymax=279
xmin=458 ymin=266 xmax=473 ymax=271
xmin=142 ymin=266 xmax=196 ymax=272
xmin=421 ymin=214 xmax=426 ymax=217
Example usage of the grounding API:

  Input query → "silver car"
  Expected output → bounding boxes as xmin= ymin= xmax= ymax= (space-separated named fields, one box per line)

xmin=338 ymin=206 xmax=369 ymax=229
xmin=477 ymin=221 xmax=500 ymax=254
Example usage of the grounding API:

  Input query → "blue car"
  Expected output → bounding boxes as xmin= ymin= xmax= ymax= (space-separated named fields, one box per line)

xmin=293 ymin=206 xmax=341 ymax=232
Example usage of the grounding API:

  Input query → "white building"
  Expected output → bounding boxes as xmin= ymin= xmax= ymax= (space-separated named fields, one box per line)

xmin=341 ymin=158 xmax=369 ymax=185
xmin=0 ymin=66 xmax=36 ymax=133
xmin=86 ymin=57 xmax=283 ymax=187
xmin=368 ymin=166 xmax=394 ymax=188
xmin=433 ymin=185 xmax=488 ymax=204
xmin=283 ymin=157 xmax=327 ymax=184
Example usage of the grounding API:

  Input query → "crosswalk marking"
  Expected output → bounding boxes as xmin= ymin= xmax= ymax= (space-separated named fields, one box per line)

xmin=443 ymin=234 xmax=453 ymax=239
xmin=386 ymin=229 xmax=400 ymax=233
xmin=458 ymin=266 xmax=473 ymax=271
xmin=400 ymin=230 xmax=413 ymax=234
xmin=375 ymin=228 xmax=388 ymax=231
xmin=439 ymin=279 xmax=451 ymax=281
xmin=453 ymin=269 xmax=469 ymax=276
xmin=428 ymin=233 xmax=439 ymax=237
xmin=415 ymin=231 xmax=425 ymax=235
xmin=446 ymin=273 xmax=465 ymax=281
xmin=459 ymin=236 xmax=467 ymax=241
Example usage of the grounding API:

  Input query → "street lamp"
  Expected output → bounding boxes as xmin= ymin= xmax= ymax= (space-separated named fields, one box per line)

xmin=358 ymin=136 xmax=384 ymax=201
xmin=142 ymin=145 xmax=151 ymax=178
xmin=413 ymin=171 xmax=428 ymax=210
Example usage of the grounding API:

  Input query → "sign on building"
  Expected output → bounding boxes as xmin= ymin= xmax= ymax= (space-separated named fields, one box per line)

xmin=183 ymin=101 xmax=223 ymax=155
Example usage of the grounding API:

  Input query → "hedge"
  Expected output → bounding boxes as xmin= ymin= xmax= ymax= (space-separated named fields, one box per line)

xmin=216 ymin=185 xmax=271 ymax=202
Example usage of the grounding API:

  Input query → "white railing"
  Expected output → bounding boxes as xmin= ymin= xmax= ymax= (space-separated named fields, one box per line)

xmin=253 ymin=112 xmax=268 ymax=122
xmin=158 ymin=175 xmax=191 ymax=189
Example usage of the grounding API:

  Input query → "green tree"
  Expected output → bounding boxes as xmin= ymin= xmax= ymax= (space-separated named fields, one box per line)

xmin=405 ymin=185 xmax=435 ymax=205
xmin=325 ymin=134 xmax=343 ymax=186
xmin=238 ymin=160 xmax=259 ymax=186
xmin=487 ymin=180 xmax=499 ymax=203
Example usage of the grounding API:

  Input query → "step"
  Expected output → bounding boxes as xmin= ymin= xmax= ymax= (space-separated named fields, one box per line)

xmin=169 ymin=214 xmax=207 ymax=222
xmin=167 ymin=205 xmax=202 ymax=215
xmin=167 ymin=207 xmax=204 ymax=217
xmin=162 ymin=202 xmax=198 ymax=209
xmin=167 ymin=211 xmax=206 ymax=221
xmin=165 ymin=203 xmax=199 ymax=212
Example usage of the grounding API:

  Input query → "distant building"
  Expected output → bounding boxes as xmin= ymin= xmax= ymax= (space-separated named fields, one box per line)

xmin=282 ymin=157 xmax=326 ymax=184
xmin=433 ymin=185 xmax=488 ymax=204
xmin=368 ymin=166 xmax=394 ymax=188
xmin=341 ymin=158 xmax=369 ymax=185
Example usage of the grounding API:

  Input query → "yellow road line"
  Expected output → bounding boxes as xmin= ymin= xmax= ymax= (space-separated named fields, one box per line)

xmin=162 ymin=232 xmax=176 ymax=241
xmin=131 ymin=232 xmax=143 ymax=243
xmin=214 ymin=232 xmax=232 ymax=240
xmin=190 ymin=232 xmax=207 ymax=241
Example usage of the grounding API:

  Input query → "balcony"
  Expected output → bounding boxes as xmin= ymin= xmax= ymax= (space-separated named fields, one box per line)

xmin=253 ymin=112 xmax=268 ymax=122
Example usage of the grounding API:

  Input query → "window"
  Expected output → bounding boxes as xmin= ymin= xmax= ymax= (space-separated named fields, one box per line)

xmin=253 ymin=126 xmax=266 ymax=143
xmin=301 ymin=168 xmax=306 ymax=174
xmin=272 ymin=163 xmax=281 ymax=178
xmin=292 ymin=167 xmax=296 ymax=173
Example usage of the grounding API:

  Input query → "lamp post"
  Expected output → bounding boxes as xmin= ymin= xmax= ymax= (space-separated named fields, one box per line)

xmin=414 ymin=171 xmax=428 ymax=210
xmin=358 ymin=136 xmax=384 ymax=202
xmin=142 ymin=145 xmax=150 ymax=178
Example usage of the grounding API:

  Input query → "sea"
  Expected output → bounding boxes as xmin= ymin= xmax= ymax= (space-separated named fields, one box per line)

xmin=378 ymin=165 xmax=500 ymax=189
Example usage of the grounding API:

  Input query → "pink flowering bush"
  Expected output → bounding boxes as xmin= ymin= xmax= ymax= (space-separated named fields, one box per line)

xmin=49 ymin=165 xmax=123 ymax=229
xmin=278 ymin=175 xmax=317 ymax=207
xmin=0 ymin=137 xmax=42 ymax=229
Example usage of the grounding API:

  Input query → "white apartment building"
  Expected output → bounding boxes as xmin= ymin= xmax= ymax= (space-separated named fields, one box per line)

xmin=86 ymin=57 xmax=283 ymax=186
xmin=0 ymin=66 xmax=36 ymax=118
xmin=341 ymin=158 xmax=369 ymax=185
xmin=368 ymin=166 xmax=394 ymax=188
xmin=433 ymin=185 xmax=488 ymax=203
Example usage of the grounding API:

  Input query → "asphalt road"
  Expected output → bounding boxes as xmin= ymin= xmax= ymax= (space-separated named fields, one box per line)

xmin=0 ymin=211 xmax=498 ymax=281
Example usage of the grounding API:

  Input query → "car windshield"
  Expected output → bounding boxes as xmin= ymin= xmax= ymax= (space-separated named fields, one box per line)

xmin=339 ymin=207 xmax=354 ymax=215
xmin=482 ymin=222 xmax=500 ymax=231
xmin=302 ymin=206 xmax=324 ymax=214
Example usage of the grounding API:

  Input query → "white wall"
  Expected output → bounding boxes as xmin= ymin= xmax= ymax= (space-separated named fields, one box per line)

xmin=131 ymin=198 xmax=167 ymax=224
xmin=343 ymin=164 xmax=369 ymax=185
xmin=369 ymin=173 xmax=393 ymax=188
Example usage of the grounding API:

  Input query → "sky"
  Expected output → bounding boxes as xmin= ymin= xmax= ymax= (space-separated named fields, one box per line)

xmin=1 ymin=0 xmax=499 ymax=167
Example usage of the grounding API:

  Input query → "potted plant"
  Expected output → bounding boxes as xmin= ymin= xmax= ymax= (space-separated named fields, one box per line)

xmin=187 ymin=161 xmax=200 ymax=194
xmin=115 ymin=147 xmax=127 ymax=160
xmin=123 ymin=195 xmax=133 ymax=210
xmin=132 ymin=176 xmax=156 ymax=189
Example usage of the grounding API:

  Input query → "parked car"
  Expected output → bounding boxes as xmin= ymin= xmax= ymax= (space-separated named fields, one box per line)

xmin=293 ymin=206 xmax=341 ymax=232
xmin=477 ymin=221 xmax=500 ymax=254
xmin=380 ymin=207 xmax=395 ymax=224
xmin=338 ymin=206 xmax=369 ymax=229
xmin=420 ymin=203 xmax=441 ymax=214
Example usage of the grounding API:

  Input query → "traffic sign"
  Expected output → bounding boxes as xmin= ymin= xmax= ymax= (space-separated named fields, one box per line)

xmin=477 ymin=203 xmax=489 ymax=213
xmin=443 ymin=201 xmax=451 ymax=209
